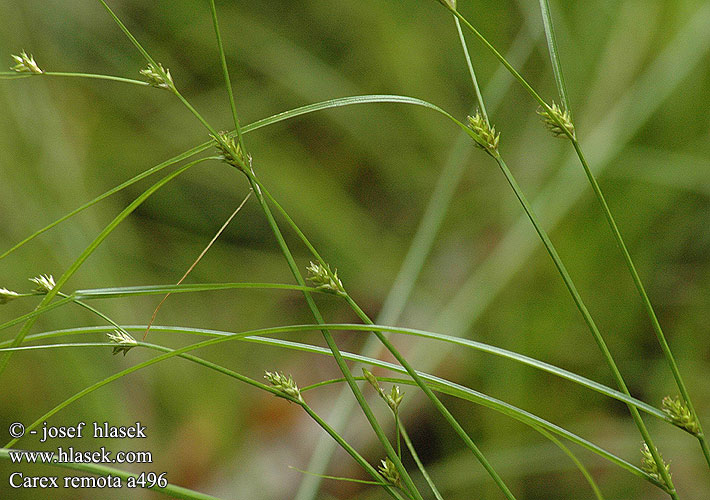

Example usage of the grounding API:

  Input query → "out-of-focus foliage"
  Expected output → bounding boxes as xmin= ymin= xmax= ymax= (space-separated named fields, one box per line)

xmin=1 ymin=1 xmax=710 ymax=498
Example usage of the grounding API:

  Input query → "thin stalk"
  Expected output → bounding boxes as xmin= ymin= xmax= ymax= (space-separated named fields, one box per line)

xmin=344 ymin=295 xmax=517 ymax=500
xmin=537 ymin=0 xmax=570 ymax=113
xmin=201 ymin=3 xmax=422 ymax=495
xmin=490 ymin=152 xmax=675 ymax=497
xmin=539 ymin=0 xmax=707 ymax=476
xmin=454 ymin=18 xmax=487 ymax=120
xmin=432 ymin=3 xmax=680 ymax=493
xmin=572 ymin=140 xmax=710 ymax=468
xmin=533 ymin=426 xmax=605 ymax=500
xmin=399 ymin=420 xmax=444 ymax=500
xmin=394 ymin=408 xmax=401 ymax=459
xmin=96 ymin=0 xmax=222 ymax=144
xmin=245 ymin=175 xmax=424 ymax=500
xmin=144 ymin=190 xmax=253 ymax=339
xmin=208 ymin=0 xmax=246 ymax=153
xmin=0 ymin=71 xmax=149 ymax=86
xmin=437 ymin=2 xmax=548 ymax=109
xmin=57 ymin=292 xmax=128 ymax=336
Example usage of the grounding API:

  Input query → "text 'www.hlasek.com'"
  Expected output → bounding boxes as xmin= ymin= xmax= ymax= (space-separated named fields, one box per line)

xmin=5 ymin=420 xmax=169 ymax=491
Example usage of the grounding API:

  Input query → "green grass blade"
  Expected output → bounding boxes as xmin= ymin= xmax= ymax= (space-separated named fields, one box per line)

xmin=0 ymin=322 xmax=666 ymax=423
xmin=533 ymin=427 xmax=605 ymax=500
xmin=537 ymin=0 xmax=709 ymax=477
xmin=0 ymin=71 xmax=149 ymax=86
xmin=73 ymin=283 xmax=326 ymax=298
xmin=207 ymin=0 xmax=246 ymax=154
xmin=0 ymin=157 xmax=214 ymax=376
xmin=0 ymin=339 xmax=402 ymax=499
xmin=294 ymin=27 xmax=543 ymax=499
xmin=0 ymin=296 xmax=75 ymax=333
xmin=0 ymin=335 xmax=657 ymax=487
xmin=1 ymin=94 xmax=463 ymax=260
xmin=537 ymin=0 xmax=570 ymax=113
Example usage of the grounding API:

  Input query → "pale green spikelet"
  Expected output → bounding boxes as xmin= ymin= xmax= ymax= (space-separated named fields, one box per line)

xmin=378 ymin=457 xmax=402 ymax=488
xmin=662 ymin=396 xmax=700 ymax=435
xmin=11 ymin=51 xmax=43 ymax=74
xmin=306 ymin=261 xmax=344 ymax=294
xmin=640 ymin=443 xmax=671 ymax=483
xmin=139 ymin=62 xmax=174 ymax=90
xmin=538 ymin=102 xmax=575 ymax=139
xmin=211 ymin=131 xmax=249 ymax=170
xmin=362 ymin=369 xmax=404 ymax=413
xmin=466 ymin=112 xmax=500 ymax=156
xmin=385 ymin=385 xmax=404 ymax=413
xmin=0 ymin=288 xmax=20 ymax=305
xmin=264 ymin=371 xmax=303 ymax=402
xmin=29 ymin=274 xmax=55 ymax=293
xmin=106 ymin=330 xmax=137 ymax=356
xmin=363 ymin=368 xmax=382 ymax=393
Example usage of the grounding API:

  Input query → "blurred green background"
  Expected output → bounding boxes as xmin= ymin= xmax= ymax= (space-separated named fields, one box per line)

xmin=1 ymin=0 xmax=710 ymax=498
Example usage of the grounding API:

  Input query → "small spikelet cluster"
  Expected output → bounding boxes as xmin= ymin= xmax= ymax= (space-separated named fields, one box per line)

xmin=106 ymin=330 xmax=137 ymax=356
xmin=466 ymin=112 xmax=500 ymax=156
xmin=30 ymin=274 xmax=55 ymax=293
xmin=378 ymin=458 xmax=402 ymax=488
xmin=11 ymin=51 xmax=43 ymax=74
xmin=306 ymin=261 xmax=344 ymax=294
xmin=211 ymin=132 xmax=248 ymax=170
xmin=139 ymin=62 xmax=174 ymax=90
xmin=538 ymin=102 xmax=575 ymax=139
xmin=662 ymin=396 xmax=700 ymax=435
xmin=640 ymin=443 xmax=671 ymax=484
xmin=363 ymin=368 xmax=404 ymax=413
xmin=264 ymin=371 xmax=303 ymax=402
xmin=0 ymin=288 xmax=20 ymax=305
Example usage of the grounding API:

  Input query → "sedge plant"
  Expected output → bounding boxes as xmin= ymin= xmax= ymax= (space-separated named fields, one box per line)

xmin=1 ymin=1 xmax=707 ymax=498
